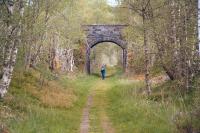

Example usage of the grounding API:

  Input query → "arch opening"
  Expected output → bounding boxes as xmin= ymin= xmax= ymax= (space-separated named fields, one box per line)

xmin=90 ymin=42 xmax=123 ymax=77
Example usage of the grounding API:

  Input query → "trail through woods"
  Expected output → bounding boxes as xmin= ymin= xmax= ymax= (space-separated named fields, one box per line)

xmin=80 ymin=80 xmax=115 ymax=133
xmin=0 ymin=0 xmax=199 ymax=132
xmin=0 ymin=70 xmax=198 ymax=132
xmin=79 ymin=74 xmax=169 ymax=133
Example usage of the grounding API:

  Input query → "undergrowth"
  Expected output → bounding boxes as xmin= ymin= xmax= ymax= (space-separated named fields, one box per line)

xmin=0 ymin=66 xmax=199 ymax=133
xmin=106 ymin=76 xmax=200 ymax=133
xmin=0 ymin=69 xmax=97 ymax=133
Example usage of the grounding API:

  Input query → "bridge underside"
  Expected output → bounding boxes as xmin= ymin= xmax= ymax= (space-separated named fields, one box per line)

xmin=83 ymin=25 xmax=128 ymax=74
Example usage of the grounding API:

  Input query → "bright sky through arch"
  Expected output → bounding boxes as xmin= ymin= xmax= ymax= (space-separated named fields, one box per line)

xmin=107 ymin=0 xmax=118 ymax=6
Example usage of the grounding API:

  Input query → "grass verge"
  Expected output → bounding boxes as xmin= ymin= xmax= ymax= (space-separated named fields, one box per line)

xmin=106 ymin=79 xmax=177 ymax=133
xmin=0 ymin=70 xmax=98 ymax=133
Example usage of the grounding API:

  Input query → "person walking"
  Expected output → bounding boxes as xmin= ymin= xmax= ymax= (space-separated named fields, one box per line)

xmin=100 ymin=64 xmax=106 ymax=80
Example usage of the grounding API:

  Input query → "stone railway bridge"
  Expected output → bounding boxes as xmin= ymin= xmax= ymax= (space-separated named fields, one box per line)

xmin=82 ymin=24 xmax=128 ymax=74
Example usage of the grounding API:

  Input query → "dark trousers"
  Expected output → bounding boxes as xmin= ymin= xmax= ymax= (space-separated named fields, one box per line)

xmin=101 ymin=70 xmax=105 ymax=80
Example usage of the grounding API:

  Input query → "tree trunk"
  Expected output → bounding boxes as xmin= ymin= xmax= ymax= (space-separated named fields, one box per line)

xmin=0 ymin=39 xmax=14 ymax=98
xmin=153 ymin=33 xmax=175 ymax=80
xmin=143 ymin=13 xmax=151 ymax=95
xmin=0 ymin=1 xmax=24 ymax=98
xmin=198 ymin=0 xmax=200 ymax=55
xmin=61 ymin=49 xmax=75 ymax=72
xmin=170 ymin=0 xmax=180 ymax=78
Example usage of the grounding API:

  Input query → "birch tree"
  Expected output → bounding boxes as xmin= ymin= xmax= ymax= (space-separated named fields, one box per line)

xmin=125 ymin=0 xmax=152 ymax=95
xmin=118 ymin=0 xmax=198 ymax=91
xmin=0 ymin=0 xmax=24 ymax=98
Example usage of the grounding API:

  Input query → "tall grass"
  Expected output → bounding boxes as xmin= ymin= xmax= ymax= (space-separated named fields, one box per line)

xmin=0 ymin=70 xmax=98 ymax=133
xmin=0 ymin=67 xmax=199 ymax=133
xmin=106 ymin=79 xmax=177 ymax=133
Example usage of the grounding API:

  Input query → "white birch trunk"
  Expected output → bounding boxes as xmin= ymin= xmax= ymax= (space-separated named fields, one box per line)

xmin=70 ymin=50 xmax=74 ymax=72
xmin=61 ymin=49 xmax=75 ymax=72
xmin=0 ymin=1 xmax=24 ymax=98
xmin=0 ymin=41 xmax=14 ymax=98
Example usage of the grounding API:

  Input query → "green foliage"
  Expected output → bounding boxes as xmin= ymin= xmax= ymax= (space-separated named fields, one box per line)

xmin=147 ymin=77 xmax=200 ymax=133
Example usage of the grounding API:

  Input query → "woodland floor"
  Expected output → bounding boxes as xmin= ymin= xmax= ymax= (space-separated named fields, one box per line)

xmin=1 ymin=68 xmax=197 ymax=133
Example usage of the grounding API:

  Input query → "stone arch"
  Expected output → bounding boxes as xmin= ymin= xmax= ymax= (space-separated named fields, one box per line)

xmin=82 ymin=24 xmax=128 ymax=74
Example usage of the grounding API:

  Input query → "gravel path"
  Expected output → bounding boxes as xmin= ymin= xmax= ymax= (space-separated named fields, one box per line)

xmin=80 ymin=80 xmax=115 ymax=133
